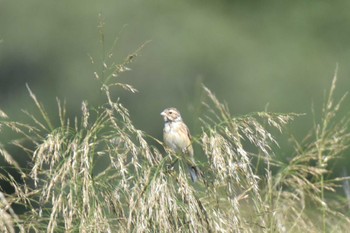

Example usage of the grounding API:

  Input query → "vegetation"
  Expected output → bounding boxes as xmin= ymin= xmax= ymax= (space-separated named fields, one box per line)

xmin=0 ymin=34 xmax=350 ymax=233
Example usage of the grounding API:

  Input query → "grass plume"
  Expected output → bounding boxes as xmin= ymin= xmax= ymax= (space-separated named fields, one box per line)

xmin=0 ymin=33 xmax=349 ymax=232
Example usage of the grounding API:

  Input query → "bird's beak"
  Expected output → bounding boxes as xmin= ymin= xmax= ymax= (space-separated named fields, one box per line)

xmin=160 ymin=111 xmax=168 ymax=121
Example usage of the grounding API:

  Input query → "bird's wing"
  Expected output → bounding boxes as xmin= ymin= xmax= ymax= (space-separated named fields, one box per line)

xmin=177 ymin=122 xmax=191 ymax=141
xmin=179 ymin=122 xmax=194 ymax=157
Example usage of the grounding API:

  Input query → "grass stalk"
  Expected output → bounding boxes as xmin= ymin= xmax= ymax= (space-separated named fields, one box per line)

xmin=0 ymin=34 xmax=349 ymax=232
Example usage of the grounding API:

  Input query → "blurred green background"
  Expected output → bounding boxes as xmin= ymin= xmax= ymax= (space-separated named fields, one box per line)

xmin=1 ymin=1 xmax=350 ymax=158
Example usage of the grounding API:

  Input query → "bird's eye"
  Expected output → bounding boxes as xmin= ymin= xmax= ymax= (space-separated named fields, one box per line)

xmin=169 ymin=111 xmax=173 ymax=114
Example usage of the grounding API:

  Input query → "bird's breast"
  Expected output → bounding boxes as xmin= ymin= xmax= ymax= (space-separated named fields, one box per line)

xmin=163 ymin=122 xmax=189 ymax=153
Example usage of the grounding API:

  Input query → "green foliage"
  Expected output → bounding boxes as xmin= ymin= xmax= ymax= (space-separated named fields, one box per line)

xmin=0 ymin=37 xmax=350 ymax=233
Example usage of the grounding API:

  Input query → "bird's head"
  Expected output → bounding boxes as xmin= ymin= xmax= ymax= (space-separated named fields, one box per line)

xmin=160 ymin=107 xmax=182 ymax=123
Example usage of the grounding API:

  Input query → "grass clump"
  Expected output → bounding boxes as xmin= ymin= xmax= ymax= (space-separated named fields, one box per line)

xmin=0 ymin=31 xmax=349 ymax=232
xmin=267 ymin=69 xmax=350 ymax=232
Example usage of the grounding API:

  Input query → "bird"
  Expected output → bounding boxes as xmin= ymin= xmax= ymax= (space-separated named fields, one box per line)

xmin=160 ymin=107 xmax=201 ymax=182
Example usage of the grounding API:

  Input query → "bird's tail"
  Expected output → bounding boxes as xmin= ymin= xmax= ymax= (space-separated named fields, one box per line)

xmin=189 ymin=165 xmax=201 ymax=182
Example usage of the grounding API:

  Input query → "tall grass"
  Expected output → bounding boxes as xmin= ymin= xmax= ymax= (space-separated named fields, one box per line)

xmin=267 ymin=69 xmax=350 ymax=233
xmin=0 ymin=32 xmax=350 ymax=232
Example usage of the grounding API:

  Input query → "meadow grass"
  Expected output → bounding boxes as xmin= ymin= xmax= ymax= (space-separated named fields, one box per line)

xmin=0 ymin=34 xmax=350 ymax=233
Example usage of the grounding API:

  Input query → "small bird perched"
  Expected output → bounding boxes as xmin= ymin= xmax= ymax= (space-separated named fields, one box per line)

xmin=161 ymin=107 xmax=201 ymax=182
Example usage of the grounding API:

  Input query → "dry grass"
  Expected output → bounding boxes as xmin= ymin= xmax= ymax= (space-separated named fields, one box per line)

xmin=0 ymin=29 xmax=350 ymax=232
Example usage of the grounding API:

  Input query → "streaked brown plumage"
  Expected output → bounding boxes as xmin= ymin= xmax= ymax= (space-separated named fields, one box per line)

xmin=161 ymin=107 xmax=200 ymax=182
